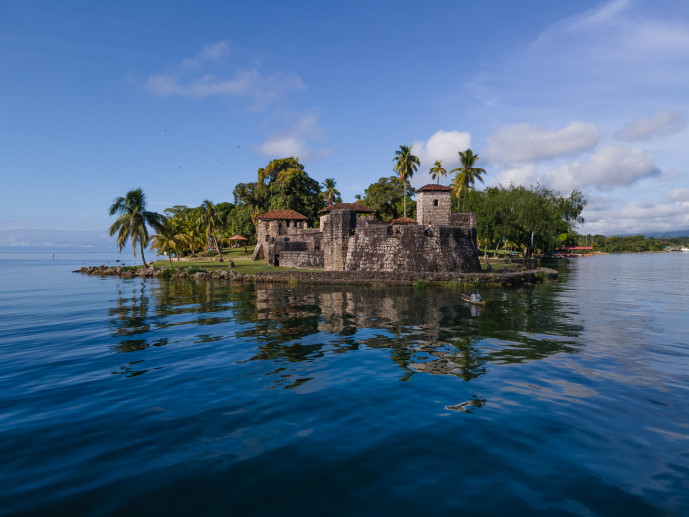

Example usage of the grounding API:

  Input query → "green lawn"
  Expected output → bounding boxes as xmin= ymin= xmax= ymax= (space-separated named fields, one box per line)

xmin=150 ymin=258 xmax=318 ymax=275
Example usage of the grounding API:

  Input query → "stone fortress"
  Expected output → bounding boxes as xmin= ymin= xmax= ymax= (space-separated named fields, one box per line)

xmin=252 ymin=184 xmax=481 ymax=273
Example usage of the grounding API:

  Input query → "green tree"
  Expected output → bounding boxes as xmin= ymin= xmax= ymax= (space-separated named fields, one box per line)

xmin=472 ymin=185 xmax=586 ymax=267
xmin=450 ymin=149 xmax=486 ymax=209
xmin=236 ymin=157 xmax=324 ymax=228
xmin=151 ymin=218 xmax=181 ymax=263
xmin=360 ymin=176 xmax=415 ymax=221
xmin=392 ymin=145 xmax=420 ymax=218
xmin=321 ymin=178 xmax=341 ymax=206
xmin=429 ymin=160 xmax=447 ymax=184
xmin=196 ymin=200 xmax=224 ymax=255
xmin=258 ymin=157 xmax=304 ymax=185
xmin=108 ymin=188 xmax=165 ymax=267
xmin=267 ymin=167 xmax=324 ymax=225
xmin=225 ymin=204 xmax=257 ymax=244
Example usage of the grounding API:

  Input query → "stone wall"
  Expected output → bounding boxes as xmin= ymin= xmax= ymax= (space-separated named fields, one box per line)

xmin=256 ymin=219 xmax=308 ymax=248
xmin=268 ymin=232 xmax=323 ymax=266
xmin=343 ymin=224 xmax=480 ymax=272
xmin=277 ymin=251 xmax=324 ymax=269
xmin=450 ymin=212 xmax=476 ymax=229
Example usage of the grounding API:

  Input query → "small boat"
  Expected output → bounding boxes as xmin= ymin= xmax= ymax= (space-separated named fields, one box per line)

xmin=461 ymin=293 xmax=486 ymax=306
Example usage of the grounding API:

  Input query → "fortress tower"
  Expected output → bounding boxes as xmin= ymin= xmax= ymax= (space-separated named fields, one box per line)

xmin=416 ymin=184 xmax=452 ymax=226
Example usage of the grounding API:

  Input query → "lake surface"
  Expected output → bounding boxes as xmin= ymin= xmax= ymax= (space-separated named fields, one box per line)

xmin=1 ymin=251 xmax=688 ymax=516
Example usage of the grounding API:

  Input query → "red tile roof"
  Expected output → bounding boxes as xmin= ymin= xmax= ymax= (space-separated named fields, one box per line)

xmin=417 ymin=184 xmax=453 ymax=192
xmin=318 ymin=202 xmax=375 ymax=214
xmin=390 ymin=217 xmax=418 ymax=225
xmin=257 ymin=209 xmax=308 ymax=221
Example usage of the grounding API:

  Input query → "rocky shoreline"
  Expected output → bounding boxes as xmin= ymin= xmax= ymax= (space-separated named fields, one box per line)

xmin=74 ymin=265 xmax=558 ymax=286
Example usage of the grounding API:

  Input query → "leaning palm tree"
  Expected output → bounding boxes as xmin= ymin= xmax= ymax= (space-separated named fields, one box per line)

xmin=196 ymin=200 xmax=224 ymax=255
xmin=392 ymin=144 xmax=420 ymax=218
xmin=321 ymin=178 xmax=341 ymax=206
xmin=109 ymin=188 xmax=165 ymax=267
xmin=450 ymin=149 xmax=486 ymax=210
xmin=429 ymin=160 xmax=447 ymax=184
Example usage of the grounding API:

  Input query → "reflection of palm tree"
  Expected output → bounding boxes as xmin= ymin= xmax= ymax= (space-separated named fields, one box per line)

xmin=108 ymin=188 xmax=165 ymax=267
xmin=451 ymin=338 xmax=486 ymax=381
xmin=109 ymin=286 xmax=150 ymax=339
xmin=393 ymin=145 xmax=420 ymax=218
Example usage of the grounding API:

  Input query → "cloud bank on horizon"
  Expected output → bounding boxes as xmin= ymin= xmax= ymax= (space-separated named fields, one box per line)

xmin=1 ymin=0 xmax=688 ymax=248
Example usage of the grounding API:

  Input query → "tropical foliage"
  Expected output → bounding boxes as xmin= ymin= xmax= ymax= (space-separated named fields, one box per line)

xmin=462 ymin=184 xmax=586 ymax=266
xmin=358 ymin=176 xmax=415 ymax=221
xmin=321 ymin=178 xmax=341 ymax=206
xmin=429 ymin=160 xmax=447 ymax=184
xmin=450 ymin=149 xmax=486 ymax=209
xmin=392 ymin=145 xmax=420 ymax=218
xmin=108 ymin=188 xmax=165 ymax=267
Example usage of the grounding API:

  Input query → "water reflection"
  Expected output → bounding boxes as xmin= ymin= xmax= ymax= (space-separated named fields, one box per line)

xmin=109 ymin=284 xmax=150 ymax=337
xmin=107 ymin=279 xmax=584 ymax=390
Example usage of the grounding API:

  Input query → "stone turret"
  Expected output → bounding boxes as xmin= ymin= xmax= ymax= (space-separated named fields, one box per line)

xmin=416 ymin=184 xmax=452 ymax=226
xmin=322 ymin=209 xmax=357 ymax=271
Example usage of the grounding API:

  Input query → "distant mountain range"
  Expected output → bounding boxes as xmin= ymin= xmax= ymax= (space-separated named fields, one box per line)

xmin=629 ymin=229 xmax=689 ymax=238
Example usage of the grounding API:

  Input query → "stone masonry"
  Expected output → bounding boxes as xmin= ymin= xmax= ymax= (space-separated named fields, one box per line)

xmin=253 ymin=184 xmax=481 ymax=273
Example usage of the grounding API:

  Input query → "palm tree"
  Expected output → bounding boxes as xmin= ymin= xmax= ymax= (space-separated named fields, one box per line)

xmin=196 ymin=200 xmax=223 ymax=255
xmin=321 ymin=178 xmax=341 ymax=206
xmin=108 ymin=188 xmax=165 ymax=267
xmin=151 ymin=219 xmax=181 ymax=263
xmin=450 ymin=149 xmax=486 ymax=209
xmin=392 ymin=144 xmax=420 ymax=218
xmin=429 ymin=160 xmax=447 ymax=184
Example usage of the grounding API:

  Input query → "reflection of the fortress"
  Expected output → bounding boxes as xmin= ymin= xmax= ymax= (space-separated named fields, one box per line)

xmin=253 ymin=284 xmax=583 ymax=380
xmin=108 ymin=279 xmax=583 ymax=386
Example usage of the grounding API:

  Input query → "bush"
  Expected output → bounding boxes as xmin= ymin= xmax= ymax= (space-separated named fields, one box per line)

xmin=414 ymin=280 xmax=428 ymax=289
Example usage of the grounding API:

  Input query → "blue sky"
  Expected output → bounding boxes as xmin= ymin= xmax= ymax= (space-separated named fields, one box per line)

xmin=1 ymin=0 xmax=688 ymax=248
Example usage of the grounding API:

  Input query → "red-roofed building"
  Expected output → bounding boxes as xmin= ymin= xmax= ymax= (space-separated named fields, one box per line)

xmin=251 ymin=184 xmax=480 ymax=273
xmin=257 ymin=209 xmax=308 ymax=221
xmin=318 ymin=203 xmax=376 ymax=227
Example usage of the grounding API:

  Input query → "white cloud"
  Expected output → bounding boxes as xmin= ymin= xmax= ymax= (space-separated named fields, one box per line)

xmin=582 ymin=199 xmax=689 ymax=236
xmin=614 ymin=110 xmax=688 ymax=141
xmin=485 ymin=122 xmax=600 ymax=163
xmin=180 ymin=41 xmax=231 ymax=70
xmin=144 ymin=69 xmax=305 ymax=105
xmin=491 ymin=163 xmax=537 ymax=187
xmin=410 ymin=130 xmax=472 ymax=185
xmin=256 ymin=114 xmax=331 ymax=161
xmin=142 ymin=41 xmax=306 ymax=109
xmin=569 ymin=0 xmax=629 ymax=30
xmin=545 ymin=144 xmax=659 ymax=192
xmin=664 ymin=188 xmax=689 ymax=202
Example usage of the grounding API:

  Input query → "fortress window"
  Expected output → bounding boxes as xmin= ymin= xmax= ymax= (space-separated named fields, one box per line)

xmin=433 ymin=199 xmax=439 ymax=206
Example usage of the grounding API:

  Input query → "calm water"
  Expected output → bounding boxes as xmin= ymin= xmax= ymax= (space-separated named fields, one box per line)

xmin=1 ymin=251 xmax=688 ymax=516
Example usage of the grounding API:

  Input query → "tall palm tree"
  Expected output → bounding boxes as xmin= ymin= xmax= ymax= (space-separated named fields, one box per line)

xmin=393 ymin=144 xmax=420 ymax=218
xmin=321 ymin=178 xmax=341 ymax=206
xmin=450 ymin=149 xmax=486 ymax=209
xmin=108 ymin=188 xmax=165 ymax=267
xmin=429 ymin=160 xmax=447 ymax=184
xmin=196 ymin=200 xmax=223 ymax=255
